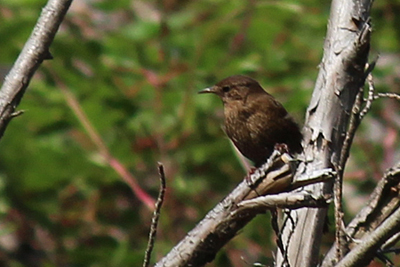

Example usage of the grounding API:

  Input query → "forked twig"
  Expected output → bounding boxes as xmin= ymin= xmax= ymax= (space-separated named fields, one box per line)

xmin=361 ymin=72 xmax=400 ymax=120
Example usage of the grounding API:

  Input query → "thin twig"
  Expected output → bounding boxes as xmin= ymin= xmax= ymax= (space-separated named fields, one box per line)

xmin=10 ymin=110 xmax=25 ymax=118
xmin=290 ymin=168 xmax=336 ymax=191
xmin=339 ymin=84 xmax=364 ymax=171
xmin=321 ymin=161 xmax=400 ymax=266
xmin=143 ymin=162 xmax=167 ymax=267
xmin=271 ymin=209 xmax=285 ymax=259
xmin=335 ymin=203 xmax=400 ymax=267
xmin=279 ymin=211 xmax=296 ymax=267
xmin=333 ymin=163 xmax=345 ymax=262
xmin=237 ymin=191 xmax=332 ymax=210
xmin=374 ymin=92 xmax=400 ymax=101
xmin=381 ymin=232 xmax=400 ymax=251
xmin=334 ymin=85 xmax=364 ymax=262
xmin=360 ymin=73 xmax=375 ymax=119
xmin=331 ymin=60 xmax=378 ymax=263
xmin=360 ymin=70 xmax=400 ymax=119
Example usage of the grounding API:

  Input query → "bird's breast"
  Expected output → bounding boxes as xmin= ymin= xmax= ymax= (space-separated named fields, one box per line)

xmin=223 ymin=107 xmax=269 ymax=158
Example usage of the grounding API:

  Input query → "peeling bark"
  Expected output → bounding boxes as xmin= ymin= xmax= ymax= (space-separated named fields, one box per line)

xmin=275 ymin=0 xmax=373 ymax=266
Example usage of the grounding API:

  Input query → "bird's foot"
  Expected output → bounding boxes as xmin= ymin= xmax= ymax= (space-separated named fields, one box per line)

xmin=245 ymin=167 xmax=256 ymax=186
xmin=274 ymin=143 xmax=289 ymax=154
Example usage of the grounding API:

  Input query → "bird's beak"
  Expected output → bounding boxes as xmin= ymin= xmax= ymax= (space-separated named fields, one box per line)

xmin=198 ymin=87 xmax=214 ymax=94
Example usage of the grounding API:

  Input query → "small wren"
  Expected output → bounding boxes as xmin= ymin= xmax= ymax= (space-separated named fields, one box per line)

xmin=199 ymin=75 xmax=302 ymax=167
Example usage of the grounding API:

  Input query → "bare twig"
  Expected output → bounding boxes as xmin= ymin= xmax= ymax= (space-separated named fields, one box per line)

xmin=10 ymin=110 xmax=25 ymax=118
xmin=360 ymin=72 xmax=375 ymax=119
xmin=143 ymin=163 xmax=167 ymax=267
xmin=335 ymin=204 xmax=400 ymax=267
xmin=374 ymin=92 xmax=400 ymax=101
xmin=333 ymin=193 xmax=345 ymax=263
xmin=360 ymin=71 xmax=400 ymax=119
xmin=291 ymin=168 xmax=336 ymax=189
xmin=0 ymin=0 xmax=73 ymax=139
xmin=334 ymin=85 xmax=364 ymax=261
xmin=237 ymin=191 xmax=331 ymax=210
xmin=271 ymin=209 xmax=285 ymax=262
xmin=381 ymin=232 xmax=400 ymax=251
xmin=321 ymin=162 xmax=400 ymax=267
xmin=332 ymin=40 xmax=377 ymax=262
xmin=279 ymin=212 xmax=297 ymax=267
xmin=334 ymin=95 xmax=357 ymax=260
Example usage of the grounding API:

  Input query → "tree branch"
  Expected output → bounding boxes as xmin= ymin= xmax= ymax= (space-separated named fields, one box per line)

xmin=321 ymin=161 xmax=400 ymax=266
xmin=155 ymin=151 xmax=333 ymax=267
xmin=0 ymin=0 xmax=73 ymax=139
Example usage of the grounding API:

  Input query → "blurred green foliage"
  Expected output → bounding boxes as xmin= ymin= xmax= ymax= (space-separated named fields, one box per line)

xmin=0 ymin=0 xmax=399 ymax=266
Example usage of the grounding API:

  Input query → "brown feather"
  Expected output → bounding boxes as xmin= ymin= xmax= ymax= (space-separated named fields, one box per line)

xmin=200 ymin=75 xmax=303 ymax=167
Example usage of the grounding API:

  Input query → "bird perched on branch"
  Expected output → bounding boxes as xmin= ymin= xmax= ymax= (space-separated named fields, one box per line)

xmin=199 ymin=75 xmax=303 ymax=167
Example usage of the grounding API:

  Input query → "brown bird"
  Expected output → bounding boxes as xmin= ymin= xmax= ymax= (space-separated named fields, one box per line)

xmin=199 ymin=75 xmax=302 ymax=167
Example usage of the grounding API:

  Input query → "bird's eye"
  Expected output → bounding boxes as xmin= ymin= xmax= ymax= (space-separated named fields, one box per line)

xmin=222 ymin=86 xmax=230 ymax=92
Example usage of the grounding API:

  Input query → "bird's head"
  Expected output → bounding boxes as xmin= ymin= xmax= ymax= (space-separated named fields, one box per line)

xmin=198 ymin=75 xmax=265 ymax=105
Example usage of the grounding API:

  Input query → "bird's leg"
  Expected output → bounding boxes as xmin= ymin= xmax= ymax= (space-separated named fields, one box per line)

xmin=245 ymin=144 xmax=289 ymax=195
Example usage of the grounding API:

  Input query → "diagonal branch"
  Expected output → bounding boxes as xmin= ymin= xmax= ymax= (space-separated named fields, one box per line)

xmin=0 ymin=0 xmax=73 ymax=139
xmin=155 ymin=151 xmax=334 ymax=267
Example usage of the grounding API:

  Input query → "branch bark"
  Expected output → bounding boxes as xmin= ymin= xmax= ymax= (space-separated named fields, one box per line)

xmin=276 ymin=0 xmax=373 ymax=266
xmin=0 ymin=0 xmax=73 ymax=139
xmin=321 ymin=162 xmax=400 ymax=266
xmin=155 ymin=152 xmax=333 ymax=267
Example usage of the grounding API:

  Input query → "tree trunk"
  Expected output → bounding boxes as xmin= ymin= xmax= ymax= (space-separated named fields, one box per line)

xmin=276 ymin=0 xmax=373 ymax=266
